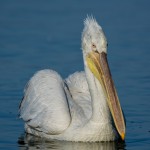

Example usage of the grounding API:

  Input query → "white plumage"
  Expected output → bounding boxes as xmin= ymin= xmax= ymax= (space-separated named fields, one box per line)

xmin=19 ymin=17 xmax=125 ymax=142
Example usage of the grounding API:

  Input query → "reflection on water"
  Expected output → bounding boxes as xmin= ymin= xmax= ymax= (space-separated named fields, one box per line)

xmin=18 ymin=134 xmax=125 ymax=150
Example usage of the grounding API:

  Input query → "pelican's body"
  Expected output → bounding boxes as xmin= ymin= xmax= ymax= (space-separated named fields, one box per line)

xmin=19 ymin=17 xmax=125 ymax=142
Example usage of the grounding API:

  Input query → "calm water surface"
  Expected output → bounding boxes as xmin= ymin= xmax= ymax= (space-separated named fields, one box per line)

xmin=0 ymin=0 xmax=150 ymax=149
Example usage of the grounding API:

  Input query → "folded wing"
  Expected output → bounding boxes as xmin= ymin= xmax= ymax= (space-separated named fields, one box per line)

xmin=19 ymin=69 xmax=71 ymax=135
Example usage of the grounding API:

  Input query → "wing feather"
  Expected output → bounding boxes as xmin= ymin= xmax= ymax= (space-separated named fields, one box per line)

xmin=65 ymin=71 xmax=92 ymax=119
xmin=19 ymin=69 xmax=71 ymax=134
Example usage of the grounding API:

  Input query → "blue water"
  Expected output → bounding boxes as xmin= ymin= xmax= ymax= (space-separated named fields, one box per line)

xmin=0 ymin=0 xmax=150 ymax=149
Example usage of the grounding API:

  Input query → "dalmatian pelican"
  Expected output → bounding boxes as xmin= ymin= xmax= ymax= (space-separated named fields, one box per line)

xmin=19 ymin=16 xmax=126 ymax=142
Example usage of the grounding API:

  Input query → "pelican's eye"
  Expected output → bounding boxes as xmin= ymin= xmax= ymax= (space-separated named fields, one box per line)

xmin=92 ymin=43 xmax=97 ymax=51
xmin=92 ymin=43 xmax=96 ymax=48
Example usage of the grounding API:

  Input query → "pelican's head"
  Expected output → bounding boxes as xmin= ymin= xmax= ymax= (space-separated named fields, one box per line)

xmin=82 ymin=16 xmax=126 ymax=140
xmin=82 ymin=17 xmax=107 ymax=55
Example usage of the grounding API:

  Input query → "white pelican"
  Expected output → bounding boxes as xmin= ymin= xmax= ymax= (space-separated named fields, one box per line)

xmin=19 ymin=17 xmax=125 ymax=142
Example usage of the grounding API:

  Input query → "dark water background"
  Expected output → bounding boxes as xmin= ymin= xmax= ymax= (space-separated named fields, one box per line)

xmin=0 ymin=0 xmax=150 ymax=149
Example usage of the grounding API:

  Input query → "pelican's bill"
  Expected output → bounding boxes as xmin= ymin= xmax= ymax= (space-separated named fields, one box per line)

xmin=86 ymin=51 xmax=126 ymax=140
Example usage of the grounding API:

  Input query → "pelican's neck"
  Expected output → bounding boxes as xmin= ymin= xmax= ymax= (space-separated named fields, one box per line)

xmin=84 ymin=58 xmax=111 ymax=123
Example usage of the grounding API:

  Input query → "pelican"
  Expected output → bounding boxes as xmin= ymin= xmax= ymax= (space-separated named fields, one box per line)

xmin=19 ymin=17 xmax=125 ymax=142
